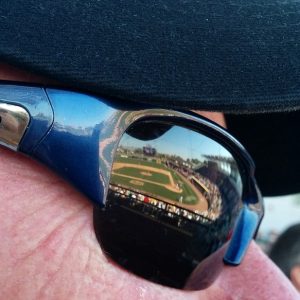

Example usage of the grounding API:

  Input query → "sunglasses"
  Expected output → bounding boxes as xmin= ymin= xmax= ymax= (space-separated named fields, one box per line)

xmin=0 ymin=84 xmax=263 ymax=290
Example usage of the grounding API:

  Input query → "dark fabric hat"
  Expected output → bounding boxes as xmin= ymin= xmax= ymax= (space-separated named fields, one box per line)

xmin=1 ymin=0 xmax=300 ymax=112
xmin=0 ymin=1 xmax=299 ymax=195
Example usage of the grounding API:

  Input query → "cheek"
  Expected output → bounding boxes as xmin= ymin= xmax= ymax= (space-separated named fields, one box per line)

xmin=0 ymin=148 xmax=223 ymax=300
xmin=213 ymin=242 xmax=299 ymax=300
xmin=290 ymin=265 xmax=300 ymax=292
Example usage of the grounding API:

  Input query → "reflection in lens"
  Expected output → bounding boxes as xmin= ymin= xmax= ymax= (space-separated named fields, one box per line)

xmin=94 ymin=121 xmax=243 ymax=289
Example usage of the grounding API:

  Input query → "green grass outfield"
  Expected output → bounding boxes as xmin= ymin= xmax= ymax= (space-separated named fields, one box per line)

xmin=112 ymin=156 xmax=198 ymax=205
xmin=115 ymin=167 xmax=171 ymax=185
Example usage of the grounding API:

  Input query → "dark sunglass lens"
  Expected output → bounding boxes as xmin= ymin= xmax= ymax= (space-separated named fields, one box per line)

xmin=94 ymin=121 xmax=243 ymax=289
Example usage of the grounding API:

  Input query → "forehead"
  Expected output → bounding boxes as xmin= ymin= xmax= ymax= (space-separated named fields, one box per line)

xmin=0 ymin=62 xmax=60 ymax=85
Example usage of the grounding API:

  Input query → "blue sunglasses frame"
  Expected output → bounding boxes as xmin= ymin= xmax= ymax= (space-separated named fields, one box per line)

xmin=0 ymin=84 xmax=263 ymax=271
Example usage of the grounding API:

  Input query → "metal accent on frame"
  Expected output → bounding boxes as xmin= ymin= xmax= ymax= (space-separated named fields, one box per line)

xmin=0 ymin=103 xmax=30 ymax=150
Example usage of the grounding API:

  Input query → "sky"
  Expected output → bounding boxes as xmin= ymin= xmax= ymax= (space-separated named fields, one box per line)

xmin=120 ymin=125 xmax=233 ymax=161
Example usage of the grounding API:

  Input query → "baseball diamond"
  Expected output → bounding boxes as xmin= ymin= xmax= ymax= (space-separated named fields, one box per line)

xmin=111 ymin=156 xmax=208 ymax=211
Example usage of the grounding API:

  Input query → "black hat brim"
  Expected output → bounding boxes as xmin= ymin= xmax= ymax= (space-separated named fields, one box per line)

xmin=1 ymin=1 xmax=300 ymax=112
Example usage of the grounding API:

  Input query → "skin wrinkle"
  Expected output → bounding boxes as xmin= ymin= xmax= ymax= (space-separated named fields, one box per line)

xmin=82 ymin=242 xmax=92 ymax=275
xmin=3 ymin=191 xmax=67 ymax=232
xmin=37 ymin=227 xmax=145 ymax=300
xmin=66 ymin=226 xmax=97 ymax=298
xmin=7 ymin=194 xmax=88 ymax=258
xmin=2 ymin=203 xmax=93 ymax=299
xmin=12 ymin=201 xmax=89 ymax=268
xmin=40 ymin=225 xmax=98 ymax=299
xmin=0 ymin=64 xmax=299 ymax=299
xmin=0 ymin=178 xmax=71 ymax=222
xmin=36 ymin=220 xmax=90 ymax=300
xmin=2 ymin=200 xmax=89 ymax=282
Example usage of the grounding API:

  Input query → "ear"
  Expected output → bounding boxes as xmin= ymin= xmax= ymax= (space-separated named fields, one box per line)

xmin=290 ymin=265 xmax=300 ymax=292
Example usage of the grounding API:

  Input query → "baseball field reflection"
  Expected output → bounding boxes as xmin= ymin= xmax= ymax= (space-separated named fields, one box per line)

xmin=94 ymin=121 xmax=243 ymax=289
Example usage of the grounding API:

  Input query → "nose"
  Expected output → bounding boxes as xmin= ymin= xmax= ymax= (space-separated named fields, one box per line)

xmin=186 ymin=242 xmax=299 ymax=299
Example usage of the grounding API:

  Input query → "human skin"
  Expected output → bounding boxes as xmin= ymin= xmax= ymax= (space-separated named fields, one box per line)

xmin=291 ymin=266 xmax=300 ymax=292
xmin=0 ymin=63 xmax=299 ymax=299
